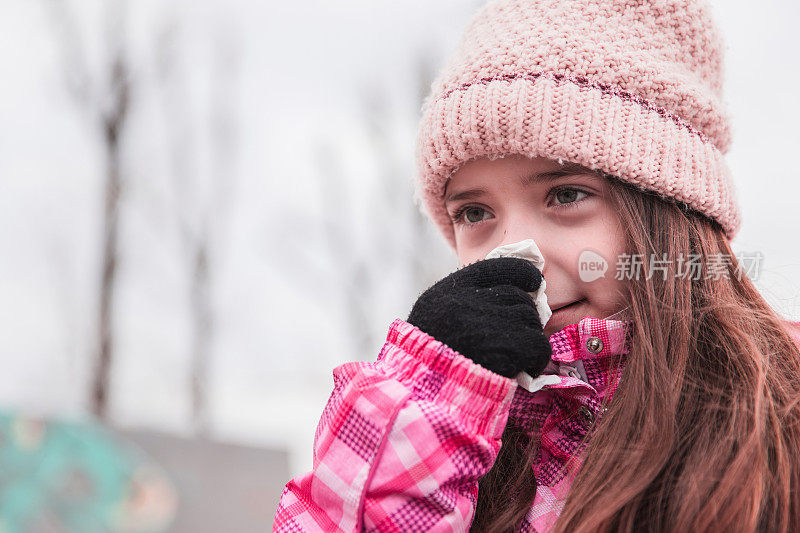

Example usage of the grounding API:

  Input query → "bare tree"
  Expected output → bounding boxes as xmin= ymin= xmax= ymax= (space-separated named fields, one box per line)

xmin=155 ymin=15 xmax=241 ymax=436
xmin=358 ymin=46 xmax=453 ymax=298
xmin=265 ymin=45 xmax=454 ymax=363
xmin=44 ymin=0 xmax=132 ymax=421
xmin=407 ymin=46 xmax=457 ymax=290
xmin=314 ymin=142 xmax=378 ymax=359
xmin=262 ymin=134 xmax=390 ymax=361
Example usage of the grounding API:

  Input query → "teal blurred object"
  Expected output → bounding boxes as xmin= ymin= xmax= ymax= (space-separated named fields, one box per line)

xmin=0 ymin=411 xmax=177 ymax=533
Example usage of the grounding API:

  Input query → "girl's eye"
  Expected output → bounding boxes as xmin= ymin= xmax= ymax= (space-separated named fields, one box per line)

xmin=450 ymin=205 xmax=492 ymax=228
xmin=551 ymin=187 xmax=590 ymax=209
xmin=449 ymin=187 xmax=591 ymax=229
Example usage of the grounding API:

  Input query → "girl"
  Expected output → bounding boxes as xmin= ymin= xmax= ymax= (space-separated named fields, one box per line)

xmin=274 ymin=0 xmax=800 ymax=531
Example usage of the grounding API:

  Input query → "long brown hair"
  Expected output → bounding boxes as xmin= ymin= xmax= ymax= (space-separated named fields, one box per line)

xmin=471 ymin=172 xmax=800 ymax=532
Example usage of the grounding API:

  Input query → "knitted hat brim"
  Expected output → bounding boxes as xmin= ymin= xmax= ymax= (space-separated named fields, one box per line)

xmin=414 ymin=73 xmax=741 ymax=250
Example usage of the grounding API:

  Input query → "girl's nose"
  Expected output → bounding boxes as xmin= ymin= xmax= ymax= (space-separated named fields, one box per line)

xmin=496 ymin=221 xmax=551 ymax=276
xmin=498 ymin=219 xmax=544 ymax=251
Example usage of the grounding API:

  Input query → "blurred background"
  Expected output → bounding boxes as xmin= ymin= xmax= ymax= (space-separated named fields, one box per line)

xmin=1 ymin=0 xmax=798 ymax=530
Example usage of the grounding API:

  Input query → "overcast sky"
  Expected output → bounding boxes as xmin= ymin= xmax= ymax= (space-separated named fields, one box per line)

xmin=1 ymin=0 xmax=798 ymax=477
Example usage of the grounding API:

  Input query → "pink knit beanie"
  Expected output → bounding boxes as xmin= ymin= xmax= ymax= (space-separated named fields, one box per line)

xmin=414 ymin=0 xmax=741 ymax=250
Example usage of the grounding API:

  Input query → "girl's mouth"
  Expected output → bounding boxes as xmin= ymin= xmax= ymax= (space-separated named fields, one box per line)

xmin=552 ymin=299 xmax=585 ymax=313
xmin=545 ymin=299 xmax=588 ymax=335
xmin=549 ymin=299 xmax=588 ymax=325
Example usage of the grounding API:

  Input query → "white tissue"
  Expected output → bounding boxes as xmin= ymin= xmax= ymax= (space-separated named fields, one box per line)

xmin=516 ymin=372 xmax=561 ymax=394
xmin=484 ymin=239 xmax=552 ymax=328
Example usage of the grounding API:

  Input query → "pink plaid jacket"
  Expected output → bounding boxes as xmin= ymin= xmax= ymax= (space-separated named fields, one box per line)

xmin=275 ymin=314 xmax=800 ymax=531
xmin=273 ymin=313 xmax=633 ymax=532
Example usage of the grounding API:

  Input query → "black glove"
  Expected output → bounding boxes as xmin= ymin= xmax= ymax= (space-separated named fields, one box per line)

xmin=406 ymin=257 xmax=552 ymax=378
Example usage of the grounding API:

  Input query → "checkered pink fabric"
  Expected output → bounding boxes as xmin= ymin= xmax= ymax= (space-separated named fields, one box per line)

xmin=273 ymin=315 xmax=632 ymax=532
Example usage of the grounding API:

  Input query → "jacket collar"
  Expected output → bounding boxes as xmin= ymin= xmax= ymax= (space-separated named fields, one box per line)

xmin=515 ymin=308 xmax=633 ymax=395
xmin=548 ymin=307 xmax=633 ymax=364
xmin=509 ymin=311 xmax=635 ymax=461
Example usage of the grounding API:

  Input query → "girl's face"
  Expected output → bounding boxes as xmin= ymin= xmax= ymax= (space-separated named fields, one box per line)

xmin=445 ymin=154 xmax=629 ymax=337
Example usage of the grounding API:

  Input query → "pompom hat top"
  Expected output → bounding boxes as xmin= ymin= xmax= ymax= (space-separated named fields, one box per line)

xmin=413 ymin=0 xmax=741 ymax=250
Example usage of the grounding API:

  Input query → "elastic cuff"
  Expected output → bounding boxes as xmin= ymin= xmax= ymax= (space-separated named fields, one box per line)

xmin=378 ymin=318 xmax=517 ymax=437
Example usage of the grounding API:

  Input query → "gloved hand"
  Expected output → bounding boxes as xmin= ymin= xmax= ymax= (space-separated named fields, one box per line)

xmin=406 ymin=257 xmax=552 ymax=378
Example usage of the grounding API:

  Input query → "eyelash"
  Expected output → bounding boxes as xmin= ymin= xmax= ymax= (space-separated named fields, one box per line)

xmin=449 ymin=187 xmax=591 ymax=228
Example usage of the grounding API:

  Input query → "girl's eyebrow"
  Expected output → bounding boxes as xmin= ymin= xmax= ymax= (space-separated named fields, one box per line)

xmin=444 ymin=163 xmax=594 ymax=205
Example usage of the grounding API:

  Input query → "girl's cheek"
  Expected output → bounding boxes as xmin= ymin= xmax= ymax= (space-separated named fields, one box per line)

xmin=457 ymin=248 xmax=488 ymax=268
xmin=455 ymin=231 xmax=488 ymax=257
